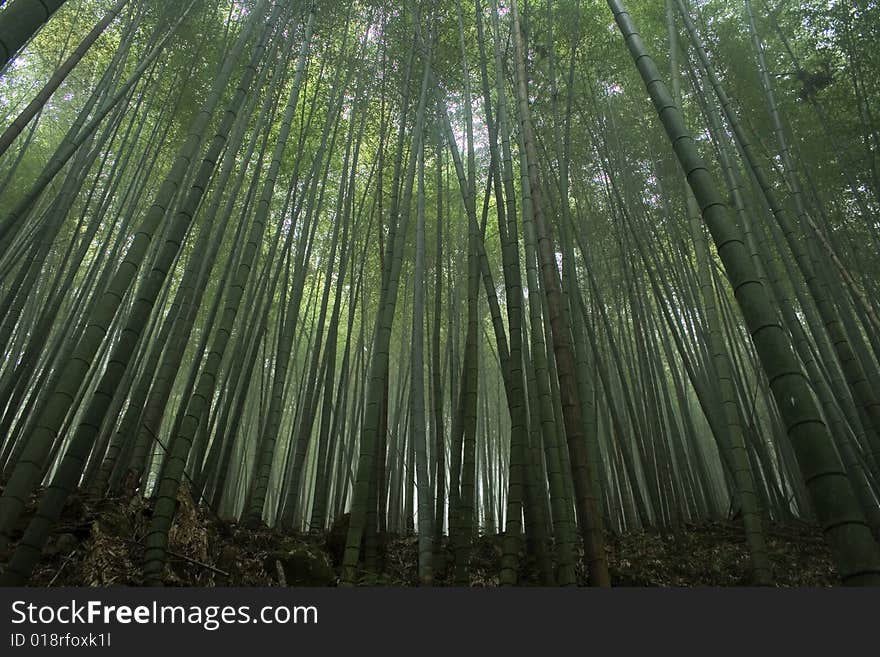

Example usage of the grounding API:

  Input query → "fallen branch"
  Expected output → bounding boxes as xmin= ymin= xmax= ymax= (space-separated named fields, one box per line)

xmin=166 ymin=550 xmax=230 ymax=578
xmin=48 ymin=550 xmax=77 ymax=586
xmin=124 ymin=538 xmax=230 ymax=578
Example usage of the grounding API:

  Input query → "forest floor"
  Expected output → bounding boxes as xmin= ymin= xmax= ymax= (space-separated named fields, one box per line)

xmin=9 ymin=486 xmax=837 ymax=587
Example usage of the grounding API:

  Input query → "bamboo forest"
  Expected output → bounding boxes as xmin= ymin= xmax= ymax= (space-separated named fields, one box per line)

xmin=0 ymin=0 xmax=878 ymax=589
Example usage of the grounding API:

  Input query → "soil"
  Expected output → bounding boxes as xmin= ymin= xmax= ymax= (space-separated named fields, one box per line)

xmin=7 ymin=488 xmax=837 ymax=587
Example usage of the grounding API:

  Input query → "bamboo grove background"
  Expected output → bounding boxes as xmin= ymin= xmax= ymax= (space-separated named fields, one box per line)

xmin=0 ymin=0 xmax=879 ymax=586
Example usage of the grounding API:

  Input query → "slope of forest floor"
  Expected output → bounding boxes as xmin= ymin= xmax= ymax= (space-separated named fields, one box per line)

xmin=6 ymin=486 xmax=836 ymax=587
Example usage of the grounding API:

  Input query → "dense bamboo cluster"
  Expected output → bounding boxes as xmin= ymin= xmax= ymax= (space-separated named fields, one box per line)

xmin=0 ymin=0 xmax=879 ymax=586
